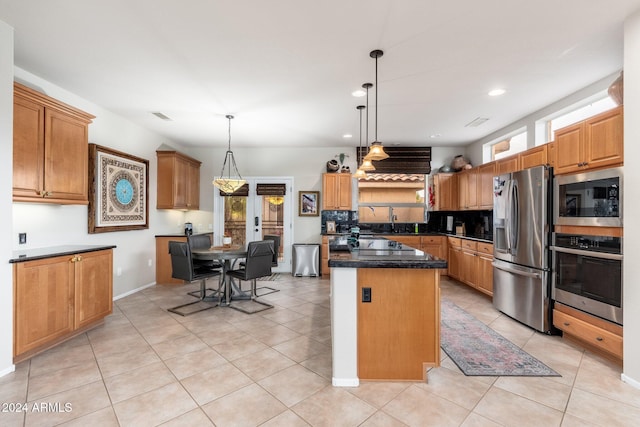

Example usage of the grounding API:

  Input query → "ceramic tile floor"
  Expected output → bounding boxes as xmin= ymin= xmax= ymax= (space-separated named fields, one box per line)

xmin=2 ymin=276 xmax=640 ymax=426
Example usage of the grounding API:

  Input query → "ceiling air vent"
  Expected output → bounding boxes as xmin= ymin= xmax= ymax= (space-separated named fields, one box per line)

xmin=465 ymin=117 xmax=489 ymax=127
xmin=151 ymin=112 xmax=172 ymax=121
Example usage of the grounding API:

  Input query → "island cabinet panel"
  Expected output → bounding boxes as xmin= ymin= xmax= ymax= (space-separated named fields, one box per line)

xmin=357 ymin=268 xmax=440 ymax=381
xmin=156 ymin=236 xmax=189 ymax=284
xmin=13 ymin=249 xmax=114 ymax=362
xmin=13 ymin=82 xmax=94 ymax=204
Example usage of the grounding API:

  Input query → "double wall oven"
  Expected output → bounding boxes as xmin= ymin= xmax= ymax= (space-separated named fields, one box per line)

xmin=552 ymin=167 xmax=623 ymax=325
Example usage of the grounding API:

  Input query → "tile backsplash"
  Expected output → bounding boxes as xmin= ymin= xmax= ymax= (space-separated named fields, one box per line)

xmin=321 ymin=210 xmax=358 ymax=234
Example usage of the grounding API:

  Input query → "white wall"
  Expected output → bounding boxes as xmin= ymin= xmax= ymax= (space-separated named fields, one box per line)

xmin=0 ymin=20 xmax=15 ymax=376
xmin=623 ymin=10 xmax=640 ymax=387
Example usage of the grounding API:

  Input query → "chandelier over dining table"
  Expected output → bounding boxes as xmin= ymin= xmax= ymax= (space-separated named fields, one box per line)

xmin=212 ymin=114 xmax=246 ymax=194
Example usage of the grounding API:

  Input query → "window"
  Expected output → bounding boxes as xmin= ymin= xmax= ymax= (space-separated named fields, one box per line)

xmin=483 ymin=130 xmax=527 ymax=162
xmin=548 ymin=96 xmax=617 ymax=141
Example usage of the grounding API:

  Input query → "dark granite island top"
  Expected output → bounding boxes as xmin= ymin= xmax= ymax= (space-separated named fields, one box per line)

xmin=328 ymin=237 xmax=446 ymax=269
xmin=329 ymin=237 xmax=445 ymax=387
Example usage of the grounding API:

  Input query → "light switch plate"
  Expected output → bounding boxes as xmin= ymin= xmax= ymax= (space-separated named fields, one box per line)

xmin=19 ymin=233 xmax=26 ymax=244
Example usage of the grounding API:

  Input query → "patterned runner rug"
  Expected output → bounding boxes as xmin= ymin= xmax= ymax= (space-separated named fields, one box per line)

xmin=440 ymin=299 xmax=560 ymax=376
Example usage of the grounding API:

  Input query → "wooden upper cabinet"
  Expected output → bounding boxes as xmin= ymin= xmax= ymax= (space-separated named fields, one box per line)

xmin=519 ymin=145 xmax=548 ymax=170
xmin=457 ymin=169 xmax=478 ymax=210
xmin=553 ymin=106 xmax=623 ymax=175
xmin=477 ymin=162 xmax=495 ymax=210
xmin=322 ymin=173 xmax=352 ymax=210
xmin=157 ymin=150 xmax=201 ymax=210
xmin=433 ymin=173 xmax=457 ymax=211
xmin=13 ymin=82 xmax=94 ymax=204
xmin=495 ymin=154 xmax=519 ymax=175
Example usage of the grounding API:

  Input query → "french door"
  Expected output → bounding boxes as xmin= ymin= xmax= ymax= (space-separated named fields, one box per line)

xmin=213 ymin=177 xmax=293 ymax=273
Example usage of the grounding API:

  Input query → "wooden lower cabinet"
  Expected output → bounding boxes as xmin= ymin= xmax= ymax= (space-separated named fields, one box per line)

xmin=421 ymin=235 xmax=447 ymax=276
xmin=13 ymin=249 xmax=113 ymax=361
xmin=156 ymin=235 xmax=189 ymax=284
xmin=321 ymin=236 xmax=330 ymax=276
xmin=447 ymin=238 xmax=493 ymax=297
xmin=553 ymin=303 xmax=622 ymax=362
xmin=357 ymin=268 xmax=440 ymax=380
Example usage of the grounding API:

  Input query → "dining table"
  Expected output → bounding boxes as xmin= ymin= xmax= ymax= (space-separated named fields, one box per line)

xmin=191 ymin=245 xmax=248 ymax=306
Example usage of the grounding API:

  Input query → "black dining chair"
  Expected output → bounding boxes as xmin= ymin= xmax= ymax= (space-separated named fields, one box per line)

xmin=254 ymin=234 xmax=281 ymax=296
xmin=167 ymin=241 xmax=222 ymax=316
xmin=226 ymin=240 xmax=275 ymax=313
xmin=187 ymin=234 xmax=223 ymax=298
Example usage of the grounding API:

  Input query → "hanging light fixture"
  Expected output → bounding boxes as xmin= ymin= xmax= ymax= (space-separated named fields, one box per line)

xmin=213 ymin=115 xmax=246 ymax=193
xmin=267 ymin=196 xmax=284 ymax=206
xmin=364 ymin=49 xmax=389 ymax=161
xmin=353 ymin=105 xmax=367 ymax=178
xmin=359 ymin=83 xmax=376 ymax=172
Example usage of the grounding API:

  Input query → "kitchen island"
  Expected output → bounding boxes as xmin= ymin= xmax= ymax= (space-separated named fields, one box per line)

xmin=329 ymin=237 xmax=446 ymax=386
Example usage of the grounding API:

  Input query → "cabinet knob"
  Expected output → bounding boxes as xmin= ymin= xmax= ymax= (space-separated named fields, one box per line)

xmin=596 ymin=337 xmax=603 ymax=342
xmin=563 ymin=322 xmax=570 ymax=326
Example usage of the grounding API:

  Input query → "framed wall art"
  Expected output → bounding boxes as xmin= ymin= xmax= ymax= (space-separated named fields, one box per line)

xmin=299 ymin=191 xmax=319 ymax=216
xmin=88 ymin=144 xmax=149 ymax=233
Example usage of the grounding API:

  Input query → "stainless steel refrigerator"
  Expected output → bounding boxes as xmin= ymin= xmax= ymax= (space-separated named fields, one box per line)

xmin=492 ymin=165 xmax=552 ymax=333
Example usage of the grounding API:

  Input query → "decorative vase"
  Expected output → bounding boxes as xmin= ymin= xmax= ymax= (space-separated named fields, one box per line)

xmin=608 ymin=71 xmax=623 ymax=106
xmin=340 ymin=166 xmax=351 ymax=173
xmin=451 ymin=155 xmax=469 ymax=172
xmin=326 ymin=159 xmax=339 ymax=172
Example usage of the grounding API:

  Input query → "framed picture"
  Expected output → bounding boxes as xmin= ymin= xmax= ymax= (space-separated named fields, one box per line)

xmin=299 ymin=191 xmax=319 ymax=216
xmin=88 ymin=144 xmax=149 ymax=233
xmin=326 ymin=220 xmax=336 ymax=234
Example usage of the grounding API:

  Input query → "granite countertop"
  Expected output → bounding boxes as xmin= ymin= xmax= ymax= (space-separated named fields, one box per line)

xmin=323 ymin=231 xmax=493 ymax=243
xmin=10 ymin=245 xmax=117 ymax=263
xmin=328 ymin=238 xmax=447 ymax=270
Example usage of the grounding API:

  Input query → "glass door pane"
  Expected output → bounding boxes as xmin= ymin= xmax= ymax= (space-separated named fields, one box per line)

xmin=224 ymin=196 xmax=247 ymax=248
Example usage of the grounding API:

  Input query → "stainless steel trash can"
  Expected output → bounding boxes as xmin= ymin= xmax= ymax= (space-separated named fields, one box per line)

xmin=292 ymin=244 xmax=320 ymax=277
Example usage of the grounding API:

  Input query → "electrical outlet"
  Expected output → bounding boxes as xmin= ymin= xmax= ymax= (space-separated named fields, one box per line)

xmin=148 ymin=259 xmax=152 ymax=267
xmin=116 ymin=267 xmax=122 ymax=276
xmin=19 ymin=233 xmax=27 ymax=244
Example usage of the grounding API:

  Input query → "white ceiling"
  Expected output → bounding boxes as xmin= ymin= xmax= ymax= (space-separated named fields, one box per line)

xmin=1 ymin=1 xmax=639 ymax=149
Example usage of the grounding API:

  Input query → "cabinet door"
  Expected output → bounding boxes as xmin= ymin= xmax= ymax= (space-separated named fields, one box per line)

xmin=322 ymin=173 xmax=339 ymax=209
xmin=553 ymin=123 xmax=584 ymax=174
xmin=477 ymin=162 xmax=496 ymax=209
xmin=448 ymin=246 xmax=461 ymax=279
xmin=466 ymin=169 xmax=478 ymax=209
xmin=75 ymin=250 xmax=113 ymax=329
xmin=173 ymin=156 xmax=189 ymax=209
xmin=477 ymin=254 xmax=494 ymax=296
xmin=584 ymin=106 xmax=623 ymax=170
xmin=519 ymin=145 xmax=548 ymax=170
xmin=13 ymin=95 xmax=45 ymax=199
xmin=337 ymin=173 xmax=352 ymax=210
xmin=44 ymin=109 xmax=89 ymax=202
xmin=461 ymin=249 xmax=478 ymax=287
xmin=457 ymin=171 xmax=468 ymax=210
xmin=186 ymin=160 xmax=200 ymax=209
xmin=14 ymin=255 xmax=74 ymax=356
xmin=496 ymin=155 xmax=519 ymax=174
xmin=434 ymin=173 xmax=454 ymax=211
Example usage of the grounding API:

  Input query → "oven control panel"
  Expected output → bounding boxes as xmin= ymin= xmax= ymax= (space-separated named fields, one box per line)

xmin=553 ymin=233 xmax=621 ymax=254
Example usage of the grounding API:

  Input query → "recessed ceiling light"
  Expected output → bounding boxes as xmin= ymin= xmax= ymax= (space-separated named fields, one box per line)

xmin=488 ymin=88 xmax=506 ymax=97
xmin=343 ymin=134 xmax=353 ymax=139
xmin=429 ymin=133 xmax=441 ymax=139
xmin=352 ymin=89 xmax=366 ymax=97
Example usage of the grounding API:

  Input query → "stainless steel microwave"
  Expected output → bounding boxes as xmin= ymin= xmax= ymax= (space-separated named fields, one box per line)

xmin=554 ymin=167 xmax=623 ymax=227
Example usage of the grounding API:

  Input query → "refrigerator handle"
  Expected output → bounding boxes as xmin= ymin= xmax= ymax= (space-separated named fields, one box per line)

xmin=511 ymin=181 xmax=519 ymax=254
xmin=504 ymin=180 xmax=512 ymax=252
xmin=492 ymin=262 xmax=542 ymax=279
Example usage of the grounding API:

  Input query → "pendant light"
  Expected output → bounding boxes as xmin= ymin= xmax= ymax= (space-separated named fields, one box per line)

xmin=352 ymin=105 xmax=367 ymax=178
xmin=359 ymin=82 xmax=376 ymax=172
xmin=212 ymin=115 xmax=246 ymax=193
xmin=364 ymin=49 xmax=389 ymax=161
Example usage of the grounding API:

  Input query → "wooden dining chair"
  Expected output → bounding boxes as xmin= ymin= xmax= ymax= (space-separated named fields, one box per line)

xmin=167 ymin=241 xmax=222 ymax=316
xmin=226 ymin=240 xmax=274 ymax=313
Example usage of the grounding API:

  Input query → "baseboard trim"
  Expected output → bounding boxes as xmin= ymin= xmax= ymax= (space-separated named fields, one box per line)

xmin=113 ymin=281 xmax=156 ymax=301
xmin=621 ymin=373 xmax=640 ymax=390
xmin=332 ymin=377 xmax=359 ymax=387
xmin=0 ymin=364 xmax=16 ymax=378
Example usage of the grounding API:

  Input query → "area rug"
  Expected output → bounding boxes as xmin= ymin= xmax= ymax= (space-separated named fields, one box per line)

xmin=440 ymin=299 xmax=560 ymax=377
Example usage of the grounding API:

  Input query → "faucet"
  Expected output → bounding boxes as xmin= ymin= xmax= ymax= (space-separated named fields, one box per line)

xmin=390 ymin=207 xmax=395 ymax=232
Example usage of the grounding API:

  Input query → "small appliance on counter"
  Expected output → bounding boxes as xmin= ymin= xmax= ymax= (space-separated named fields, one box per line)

xmin=446 ymin=215 xmax=454 ymax=233
xmin=184 ymin=222 xmax=193 ymax=235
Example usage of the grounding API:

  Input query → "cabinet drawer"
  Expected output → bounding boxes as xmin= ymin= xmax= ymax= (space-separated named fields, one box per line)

xmin=461 ymin=240 xmax=477 ymax=251
xmin=553 ymin=310 xmax=622 ymax=358
xmin=448 ymin=237 xmax=461 ymax=247
xmin=422 ymin=236 xmax=443 ymax=245
xmin=477 ymin=242 xmax=493 ymax=255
